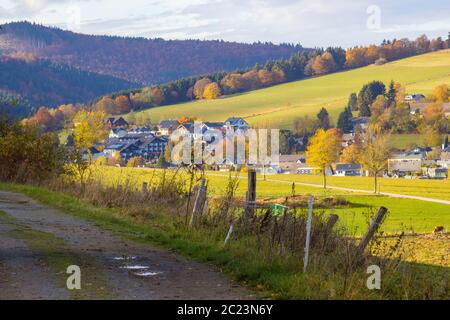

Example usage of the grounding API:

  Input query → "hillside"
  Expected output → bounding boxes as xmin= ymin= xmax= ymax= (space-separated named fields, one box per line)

xmin=0 ymin=22 xmax=305 ymax=84
xmin=0 ymin=56 xmax=138 ymax=118
xmin=128 ymin=50 xmax=450 ymax=128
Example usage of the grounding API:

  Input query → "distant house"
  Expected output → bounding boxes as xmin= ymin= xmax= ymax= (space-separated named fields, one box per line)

xmin=334 ymin=163 xmax=363 ymax=177
xmin=341 ymin=133 xmax=355 ymax=147
xmin=441 ymin=146 xmax=450 ymax=161
xmin=279 ymin=154 xmax=306 ymax=173
xmin=106 ymin=117 xmax=129 ymax=129
xmin=109 ymin=128 xmax=127 ymax=138
xmin=350 ymin=117 xmax=369 ymax=131
xmin=158 ymin=120 xmax=179 ymax=136
xmin=224 ymin=117 xmax=250 ymax=131
xmin=388 ymin=149 xmax=426 ymax=175
xmin=139 ymin=137 xmax=168 ymax=160
xmin=82 ymin=147 xmax=102 ymax=161
xmin=296 ymin=164 xmax=332 ymax=176
xmin=422 ymin=167 xmax=448 ymax=179
xmin=404 ymin=94 xmax=425 ymax=104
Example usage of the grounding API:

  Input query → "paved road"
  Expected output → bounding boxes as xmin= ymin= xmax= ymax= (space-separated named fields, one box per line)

xmin=0 ymin=191 xmax=252 ymax=300
xmin=208 ymin=173 xmax=450 ymax=205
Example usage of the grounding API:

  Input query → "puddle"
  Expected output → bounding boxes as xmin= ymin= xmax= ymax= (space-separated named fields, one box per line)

xmin=119 ymin=265 xmax=150 ymax=270
xmin=132 ymin=271 xmax=162 ymax=277
xmin=113 ymin=256 xmax=137 ymax=261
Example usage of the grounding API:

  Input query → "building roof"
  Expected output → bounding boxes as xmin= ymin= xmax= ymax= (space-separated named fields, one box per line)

xmin=279 ymin=154 xmax=305 ymax=163
xmin=158 ymin=120 xmax=179 ymax=129
xmin=225 ymin=117 xmax=249 ymax=126
xmin=336 ymin=163 xmax=362 ymax=171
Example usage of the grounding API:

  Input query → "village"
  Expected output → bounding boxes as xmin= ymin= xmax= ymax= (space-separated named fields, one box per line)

xmin=80 ymin=107 xmax=450 ymax=180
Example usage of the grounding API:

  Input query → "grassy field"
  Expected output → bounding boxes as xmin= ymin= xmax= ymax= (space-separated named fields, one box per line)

xmin=127 ymin=50 xmax=450 ymax=129
xmin=89 ymin=167 xmax=450 ymax=235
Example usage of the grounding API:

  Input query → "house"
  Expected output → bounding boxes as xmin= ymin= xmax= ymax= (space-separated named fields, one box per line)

xmin=81 ymin=147 xmax=102 ymax=162
xmin=350 ymin=117 xmax=369 ymax=131
xmin=342 ymin=133 xmax=355 ymax=147
xmin=109 ymin=128 xmax=127 ymax=138
xmin=224 ymin=117 xmax=250 ymax=131
xmin=334 ymin=163 xmax=363 ymax=177
xmin=404 ymin=94 xmax=425 ymax=104
xmin=139 ymin=137 xmax=168 ymax=160
xmin=388 ymin=150 xmax=426 ymax=175
xmin=296 ymin=164 xmax=332 ymax=175
xmin=106 ymin=117 xmax=129 ymax=129
xmin=422 ymin=167 xmax=448 ymax=179
xmin=441 ymin=146 xmax=450 ymax=161
xmin=158 ymin=120 xmax=179 ymax=136
xmin=278 ymin=154 xmax=306 ymax=173
xmin=204 ymin=122 xmax=225 ymax=131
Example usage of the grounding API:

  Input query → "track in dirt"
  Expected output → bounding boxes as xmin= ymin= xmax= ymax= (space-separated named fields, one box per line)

xmin=0 ymin=191 xmax=251 ymax=300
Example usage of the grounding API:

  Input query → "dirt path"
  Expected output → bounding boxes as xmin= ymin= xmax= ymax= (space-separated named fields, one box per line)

xmin=0 ymin=191 xmax=252 ymax=300
xmin=207 ymin=173 xmax=450 ymax=205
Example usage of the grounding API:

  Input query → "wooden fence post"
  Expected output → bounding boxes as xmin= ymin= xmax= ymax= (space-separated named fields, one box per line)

xmin=244 ymin=170 xmax=257 ymax=220
xmin=325 ymin=214 xmax=339 ymax=234
xmin=303 ymin=196 xmax=314 ymax=273
xmin=356 ymin=207 xmax=388 ymax=255
xmin=190 ymin=179 xmax=207 ymax=226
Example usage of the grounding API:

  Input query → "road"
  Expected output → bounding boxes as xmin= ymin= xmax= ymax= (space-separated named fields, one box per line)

xmin=0 ymin=191 xmax=251 ymax=300
xmin=207 ymin=173 xmax=450 ymax=205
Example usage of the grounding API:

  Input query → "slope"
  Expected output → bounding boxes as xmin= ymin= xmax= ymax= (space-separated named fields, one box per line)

xmin=129 ymin=50 xmax=450 ymax=128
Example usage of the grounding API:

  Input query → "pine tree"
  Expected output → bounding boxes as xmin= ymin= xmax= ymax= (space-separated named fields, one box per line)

xmin=386 ymin=80 xmax=396 ymax=106
xmin=317 ymin=107 xmax=331 ymax=130
xmin=337 ymin=107 xmax=353 ymax=133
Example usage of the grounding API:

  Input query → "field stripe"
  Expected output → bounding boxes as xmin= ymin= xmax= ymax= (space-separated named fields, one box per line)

xmin=207 ymin=173 xmax=450 ymax=205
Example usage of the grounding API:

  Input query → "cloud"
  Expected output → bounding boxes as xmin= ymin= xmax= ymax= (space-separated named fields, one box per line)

xmin=0 ymin=0 xmax=448 ymax=47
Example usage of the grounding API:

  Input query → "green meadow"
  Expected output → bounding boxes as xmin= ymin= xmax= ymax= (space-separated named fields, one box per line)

xmin=128 ymin=50 xmax=450 ymax=129
xmin=91 ymin=167 xmax=450 ymax=235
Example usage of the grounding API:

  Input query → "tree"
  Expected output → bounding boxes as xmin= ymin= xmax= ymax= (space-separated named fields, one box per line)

xmin=73 ymin=110 xmax=108 ymax=162
xmin=115 ymin=95 xmax=131 ymax=114
xmin=370 ymin=95 xmax=389 ymax=120
xmin=317 ymin=107 xmax=331 ymax=130
xmin=358 ymin=125 xmax=391 ymax=193
xmin=193 ymin=78 xmax=212 ymax=99
xmin=358 ymin=81 xmax=386 ymax=117
xmin=93 ymin=96 xmax=115 ymax=115
xmin=311 ymin=52 xmax=337 ymax=75
xmin=306 ymin=128 xmax=342 ymax=188
xmin=432 ymin=84 xmax=450 ymax=102
xmin=203 ymin=82 xmax=222 ymax=100
xmin=340 ymin=144 xmax=361 ymax=164
xmin=337 ymin=106 xmax=353 ymax=133
xmin=386 ymin=80 xmax=396 ymax=106
xmin=347 ymin=93 xmax=358 ymax=111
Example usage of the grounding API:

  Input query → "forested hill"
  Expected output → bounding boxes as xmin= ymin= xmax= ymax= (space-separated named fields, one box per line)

xmin=0 ymin=56 xmax=138 ymax=119
xmin=0 ymin=22 xmax=306 ymax=84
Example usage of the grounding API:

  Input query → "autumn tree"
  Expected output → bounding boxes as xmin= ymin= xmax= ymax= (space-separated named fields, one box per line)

xmin=115 ymin=95 xmax=131 ymax=114
xmin=193 ymin=78 xmax=212 ymax=99
xmin=312 ymin=52 xmax=336 ymax=75
xmin=94 ymin=96 xmax=115 ymax=115
xmin=73 ymin=110 xmax=108 ymax=162
xmin=306 ymin=128 xmax=342 ymax=188
xmin=358 ymin=125 xmax=391 ymax=193
xmin=203 ymin=82 xmax=222 ymax=100
xmin=432 ymin=84 xmax=450 ymax=102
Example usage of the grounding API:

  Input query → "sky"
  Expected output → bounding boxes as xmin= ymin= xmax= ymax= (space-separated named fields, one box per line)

xmin=0 ymin=0 xmax=449 ymax=47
